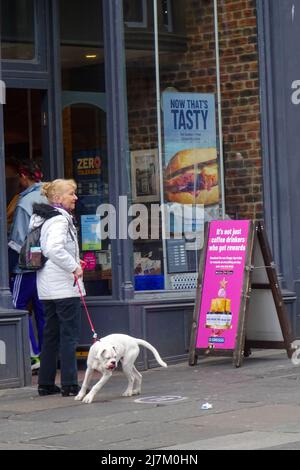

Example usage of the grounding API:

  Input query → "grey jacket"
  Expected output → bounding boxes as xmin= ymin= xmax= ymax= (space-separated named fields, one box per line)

xmin=8 ymin=183 xmax=47 ymax=274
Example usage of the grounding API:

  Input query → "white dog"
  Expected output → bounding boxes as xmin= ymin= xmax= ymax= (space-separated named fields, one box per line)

xmin=75 ymin=333 xmax=167 ymax=404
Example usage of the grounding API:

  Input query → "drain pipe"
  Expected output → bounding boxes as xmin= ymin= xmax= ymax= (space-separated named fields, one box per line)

xmin=213 ymin=0 xmax=226 ymax=219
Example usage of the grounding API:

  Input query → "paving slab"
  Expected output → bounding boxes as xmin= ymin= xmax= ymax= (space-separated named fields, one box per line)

xmin=1 ymin=349 xmax=300 ymax=450
xmin=163 ymin=431 xmax=300 ymax=450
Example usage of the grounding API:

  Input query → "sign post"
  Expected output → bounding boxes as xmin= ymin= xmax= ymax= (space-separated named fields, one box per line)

xmin=189 ymin=220 xmax=293 ymax=368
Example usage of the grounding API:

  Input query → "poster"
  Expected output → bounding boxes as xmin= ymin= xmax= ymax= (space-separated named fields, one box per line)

xmin=131 ymin=149 xmax=160 ymax=202
xmin=162 ymin=92 xmax=219 ymax=215
xmin=81 ymin=214 xmax=101 ymax=251
xmin=162 ymin=92 xmax=220 ymax=276
xmin=195 ymin=220 xmax=250 ymax=350
xmin=73 ymin=149 xmax=103 ymax=215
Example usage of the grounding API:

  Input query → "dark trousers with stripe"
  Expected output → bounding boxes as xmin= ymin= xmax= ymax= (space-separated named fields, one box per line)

xmin=38 ymin=297 xmax=81 ymax=387
xmin=11 ymin=272 xmax=45 ymax=356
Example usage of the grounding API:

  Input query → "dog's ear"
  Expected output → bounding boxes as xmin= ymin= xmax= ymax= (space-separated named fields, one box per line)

xmin=100 ymin=348 xmax=107 ymax=359
xmin=96 ymin=346 xmax=106 ymax=361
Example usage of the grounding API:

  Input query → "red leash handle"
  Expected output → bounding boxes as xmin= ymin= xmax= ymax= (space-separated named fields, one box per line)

xmin=74 ymin=276 xmax=98 ymax=341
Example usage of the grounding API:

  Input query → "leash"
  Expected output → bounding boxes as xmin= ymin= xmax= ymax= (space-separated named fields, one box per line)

xmin=74 ymin=276 xmax=99 ymax=342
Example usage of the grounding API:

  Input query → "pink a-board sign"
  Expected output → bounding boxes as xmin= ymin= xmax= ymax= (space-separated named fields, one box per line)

xmin=195 ymin=220 xmax=251 ymax=350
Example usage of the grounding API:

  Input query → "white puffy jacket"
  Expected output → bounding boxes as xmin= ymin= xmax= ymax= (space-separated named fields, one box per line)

xmin=30 ymin=207 xmax=86 ymax=300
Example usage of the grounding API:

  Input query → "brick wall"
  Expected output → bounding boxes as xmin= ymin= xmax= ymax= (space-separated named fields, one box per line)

xmin=126 ymin=0 xmax=263 ymax=220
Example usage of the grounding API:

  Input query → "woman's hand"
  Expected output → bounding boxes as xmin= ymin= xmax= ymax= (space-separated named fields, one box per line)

xmin=80 ymin=259 xmax=87 ymax=270
xmin=73 ymin=266 xmax=83 ymax=279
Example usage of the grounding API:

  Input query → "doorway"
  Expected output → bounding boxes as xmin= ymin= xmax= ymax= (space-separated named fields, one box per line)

xmin=4 ymin=88 xmax=46 ymax=216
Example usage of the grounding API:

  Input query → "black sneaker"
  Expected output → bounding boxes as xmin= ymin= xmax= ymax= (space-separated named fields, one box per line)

xmin=38 ymin=385 xmax=61 ymax=396
xmin=61 ymin=384 xmax=81 ymax=397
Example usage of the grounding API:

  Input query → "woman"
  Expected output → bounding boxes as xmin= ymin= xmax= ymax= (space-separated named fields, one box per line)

xmin=29 ymin=179 xmax=85 ymax=397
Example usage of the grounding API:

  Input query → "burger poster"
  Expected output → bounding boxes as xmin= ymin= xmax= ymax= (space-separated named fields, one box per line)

xmin=162 ymin=92 xmax=220 ymax=210
xmin=195 ymin=220 xmax=250 ymax=350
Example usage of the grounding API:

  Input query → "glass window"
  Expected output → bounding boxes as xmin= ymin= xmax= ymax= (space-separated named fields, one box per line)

xmin=60 ymin=0 xmax=111 ymax=297
xmin=0 ymin=0 xmax=35 ymax=60
xmin=124 ymin=0 xmax=221 ymax=292
xmin=124 ymin=1 xmax=164 ymax=292
xmin=159 ymin=1 xmax=220 ymax=291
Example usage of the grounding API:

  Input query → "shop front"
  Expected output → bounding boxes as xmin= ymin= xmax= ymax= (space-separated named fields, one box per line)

xmin=2 ymin=0 xmax=296 ymax=381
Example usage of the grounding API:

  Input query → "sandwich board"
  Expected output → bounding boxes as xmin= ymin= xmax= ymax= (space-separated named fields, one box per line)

xmin=188 ymin=220 xmax=293 ymax=368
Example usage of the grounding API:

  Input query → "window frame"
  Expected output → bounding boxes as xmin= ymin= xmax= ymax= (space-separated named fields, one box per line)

xmin=124 ymin=0 xmax=147 ymax=29
xmin=1 ymin=0 xmax=48 ymax=73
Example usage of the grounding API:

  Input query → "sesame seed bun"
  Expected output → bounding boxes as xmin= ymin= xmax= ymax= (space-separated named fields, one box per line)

xmin=165 ymin=148 xmax=219 ymax=206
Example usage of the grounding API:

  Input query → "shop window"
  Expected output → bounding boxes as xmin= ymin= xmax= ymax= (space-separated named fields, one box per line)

xmin=124 ymin=1 xmax=163 ymax=292
xmin=60 ymin=0 xmax=111 ymax=297
xmin=125 ymin=0 xmax=221 ymax=292
xmin=1 ymin=0 xmax=35 ymax=60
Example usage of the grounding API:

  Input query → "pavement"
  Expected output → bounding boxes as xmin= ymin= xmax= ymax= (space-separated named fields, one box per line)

xmin=1 ymin=348 xmax=300 ymax=451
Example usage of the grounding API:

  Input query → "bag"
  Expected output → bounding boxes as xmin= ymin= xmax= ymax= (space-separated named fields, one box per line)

xmin=18 ymin=224 xmax=46 ymax=271
xmin=18 ymin=211 xmax=60 ymax=271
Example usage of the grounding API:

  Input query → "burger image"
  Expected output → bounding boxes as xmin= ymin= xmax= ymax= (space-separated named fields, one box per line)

xmin=164 ymin=147 xmax=219 ymax=205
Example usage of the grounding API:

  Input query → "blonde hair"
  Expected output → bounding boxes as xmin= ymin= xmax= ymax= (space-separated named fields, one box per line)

xmin=41 ymin=179 xmax=77 ymax=203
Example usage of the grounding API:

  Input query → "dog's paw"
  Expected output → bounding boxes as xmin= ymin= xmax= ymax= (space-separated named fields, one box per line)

xmin=122 ymin=390 xmax=133 ymax=397
xmin=132 ymin=389 xmax=141 ymax=396
xmin=74 ymin=393 xmax=84 ymax=401
xmin=82 ymin=393 xmax=95 ymax=404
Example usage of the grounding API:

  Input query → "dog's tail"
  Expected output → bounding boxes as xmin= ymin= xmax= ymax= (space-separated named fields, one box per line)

xmin=136 ymin=339 xmax=167 ymax=368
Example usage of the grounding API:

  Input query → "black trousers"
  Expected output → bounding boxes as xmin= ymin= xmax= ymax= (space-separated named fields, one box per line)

xmin=38 ymin=297 xmax=81 ymax=386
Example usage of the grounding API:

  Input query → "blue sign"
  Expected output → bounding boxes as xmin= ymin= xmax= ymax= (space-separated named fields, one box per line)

xmin=81 ymin=214 xmax=101 ymax=251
